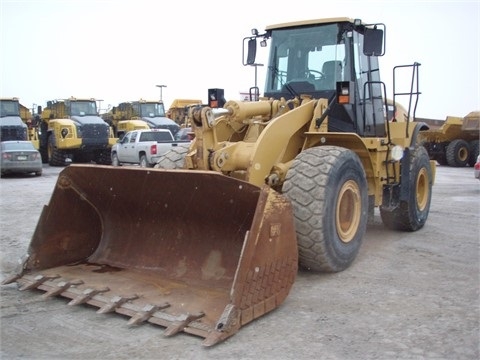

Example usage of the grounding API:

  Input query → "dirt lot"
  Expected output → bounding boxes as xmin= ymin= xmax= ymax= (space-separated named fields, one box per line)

xmin=0 ymin=164 xmax=479 ymax=360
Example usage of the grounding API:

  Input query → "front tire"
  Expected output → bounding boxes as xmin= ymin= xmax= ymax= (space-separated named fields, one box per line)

xmin=282 ymin=146 xmax=368 ymax=272
xmin=468 ymin=140 xmax=479 ymax=167
xmin=96 ymin=150 xmax=112 ymax=165
xmin=48 ymin=136 xmax=68 ymax=166
xmin=380 ymin=145 xmax=433 ymax=231
xmin=111 ymin=152 xmax=120 ymax=167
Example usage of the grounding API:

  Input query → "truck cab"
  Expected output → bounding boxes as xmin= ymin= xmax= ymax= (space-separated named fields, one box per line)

xmin=0 ymin=98 xmax=28 ymax=141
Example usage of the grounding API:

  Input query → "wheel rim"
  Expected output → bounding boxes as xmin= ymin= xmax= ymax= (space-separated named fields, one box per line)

xmin=336 ymin=180 xmax=361 ymax=243
xmin=416 ymin=167 xmax=429 ymax=211
xmin=458 ymin=147 xmax=468 ymax=162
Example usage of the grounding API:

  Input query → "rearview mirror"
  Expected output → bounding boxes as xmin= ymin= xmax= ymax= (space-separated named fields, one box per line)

xmin=363 ymin=26 xmax=385 ymax=56
xmin=244 ymin=38 xmax=257 ymax=65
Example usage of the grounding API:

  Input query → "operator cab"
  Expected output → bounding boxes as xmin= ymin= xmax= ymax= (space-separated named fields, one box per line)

xmin=245 ymin=18 xmax=387 ymax=137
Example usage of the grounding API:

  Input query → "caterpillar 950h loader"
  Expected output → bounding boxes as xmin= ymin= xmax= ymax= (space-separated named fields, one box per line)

xmin=3 ymin=18 xmax=435 ymax=347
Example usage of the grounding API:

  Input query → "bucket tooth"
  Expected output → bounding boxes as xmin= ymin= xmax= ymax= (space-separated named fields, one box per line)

xmin=41 ymin=279 xmax=84 ymax=299
xmin=19 ymin=274 xmax=60 ymax=291
xmin=68 ymin=287 xmax=110 ymax=306
xmin=202 ymin=304 xmax=241 ymax=347
xmin=97 ymin=294 xmax=139 ymax=314
xmin=127 ymin=303 xmax=170 ymax=326
xmin=164 ymin=311 xmax=205 ymax=337
xmin=1 ymin=273 xmax=23 ymax=285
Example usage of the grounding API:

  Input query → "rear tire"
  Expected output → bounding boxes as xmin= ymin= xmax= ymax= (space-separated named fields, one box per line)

xmin=380 ymin=145 xmax=433 ymax=231
xmin=154 ymin=146 xmax=188 ymax=169
xmin=468 ymin=140 xmax=479 ymax=167
xmin=446 ymin=139 xmax=469 ymax=167
xmin=282 ymin=146 xmax=368 ymax=273
xmin=139 ymin=154 xmax=148 ymax=168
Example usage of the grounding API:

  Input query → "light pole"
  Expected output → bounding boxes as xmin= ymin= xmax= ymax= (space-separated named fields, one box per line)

xmin=156 ymin=85 xmax=167 ymax=101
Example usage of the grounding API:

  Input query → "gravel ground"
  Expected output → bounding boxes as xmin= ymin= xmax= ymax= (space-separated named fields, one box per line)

xmin=0 ymin=164 xmax=479 ymax=360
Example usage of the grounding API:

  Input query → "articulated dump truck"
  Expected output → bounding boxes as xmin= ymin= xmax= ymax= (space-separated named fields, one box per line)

xmin=0 ymin=98 xmax=28 ymax=141
xmin=417 ymin=111 xmax=480 ymax=167
xmin=2 ymin=18 xmax=436 ymax=347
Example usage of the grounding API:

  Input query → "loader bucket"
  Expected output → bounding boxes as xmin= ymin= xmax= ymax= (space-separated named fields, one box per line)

xmin=3 ymin=164 xmax=298 ymax=346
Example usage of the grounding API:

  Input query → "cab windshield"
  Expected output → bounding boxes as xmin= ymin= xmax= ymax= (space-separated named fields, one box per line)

xmin=139 ymin=103 xmax=166 ymax=117
xmin=0 ymin=100 xmax=20 ymax=117
xmin=70 ymin=101 xmax=98 ymax=116
xmin=265 ymin=23 xmax=346 ymax=95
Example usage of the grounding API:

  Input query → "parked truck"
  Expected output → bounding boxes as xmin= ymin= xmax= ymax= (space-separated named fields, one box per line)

xmin=111 ymin=129 xmax=190 ymax=167
xmin=417 ymin=111 xmax=480 ymax=167
xmin=18 ymin=103 xmax=43 ymax=150
xmin=166 ymin=98 xmax=202 ymax=126
xmin=0 ymin=98 xmax=28 ymax=142
xmin=37 ymin=97 xmax=116 ymax=166
xmin=3 ymin=17 xmax=435 ymax=347
xmin=103 ymin=100 xmax=180 ymax=139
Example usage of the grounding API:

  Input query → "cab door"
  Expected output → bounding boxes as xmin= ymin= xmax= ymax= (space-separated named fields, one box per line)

xmin=117 ymin=131 xmax=135 ymax=162
xmin=352 ymin=30 xmax=385 ymax=137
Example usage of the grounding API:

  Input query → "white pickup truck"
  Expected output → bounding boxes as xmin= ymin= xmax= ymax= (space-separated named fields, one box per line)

xmin=111 ymin=129 xmax=190 ymax=167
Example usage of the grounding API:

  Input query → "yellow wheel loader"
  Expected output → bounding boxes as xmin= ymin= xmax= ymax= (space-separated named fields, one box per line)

xmin=2 ymin=18 xmax=435 ymax=347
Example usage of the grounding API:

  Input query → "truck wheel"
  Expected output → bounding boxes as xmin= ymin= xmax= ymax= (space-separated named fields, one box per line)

xmin=139 ymin=154 xmax=148 ymax=168
xmin=48 ymin=136 xmax=68 ymax=167
xmin=435 ymin=153 xmax=448 ymax=166
xmin=111 ymin=152 xmax=120 ymax=167
xmin=39 ymin=147 xmax=48 ymax=164
xmin=282 ymin=146 xmax=368 ymax=273
xmin=39 ymin=122 xmax=49 ymax=163
xmin=96 ymin=151 xmax=112 ymax=165
xmin=154 ymin=146 xmax=188 ymax=169
xmin=446 ymin=139 xmax=470 ymax=167
xmin=468 ymin=140 xmax=479 ymax=167
xmin=380 ymin=145 xmax=433 ymax=231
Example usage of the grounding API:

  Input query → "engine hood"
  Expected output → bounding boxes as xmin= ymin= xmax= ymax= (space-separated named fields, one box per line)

xmin=141 ymin=116 xmax=178 ymax=127
xmin=71 ymin=115 xmax=108 ymax=125
xmin=0 ymin=116 xmax=27 ymax=127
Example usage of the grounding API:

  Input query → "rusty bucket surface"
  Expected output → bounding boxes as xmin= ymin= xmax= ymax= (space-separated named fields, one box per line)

xmin=3 ymin=164 xmax=298 ymax=346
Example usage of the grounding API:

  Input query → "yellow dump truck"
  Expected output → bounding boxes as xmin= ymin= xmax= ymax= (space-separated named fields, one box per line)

xmin=418 ymin=111 xmax=480 ymax=167
xmin=0 ymin=98 xmax=28 ymax=142
xmin=18 ymin=102 xmax=42 ymax=150
xmin=3 ymin=18 xmax=435 ymax=347
xmin=166 ymin=98 xmax=202 ymax=126
xmin=103 ymin=99 xmax=181 ymax=139
xmin=37 ymin=97 xmax=116 ymax=166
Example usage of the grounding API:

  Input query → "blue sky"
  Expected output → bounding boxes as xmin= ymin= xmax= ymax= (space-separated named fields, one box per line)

xmin=1 ymin=0 xmax=479 ymax=119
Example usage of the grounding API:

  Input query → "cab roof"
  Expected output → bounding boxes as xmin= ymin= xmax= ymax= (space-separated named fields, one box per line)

xmin=265 ymin=17 xmax=358 ymax=31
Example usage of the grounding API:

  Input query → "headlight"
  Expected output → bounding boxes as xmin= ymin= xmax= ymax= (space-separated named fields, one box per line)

xmin=391 ymin=145 xmax=404 ymax=161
